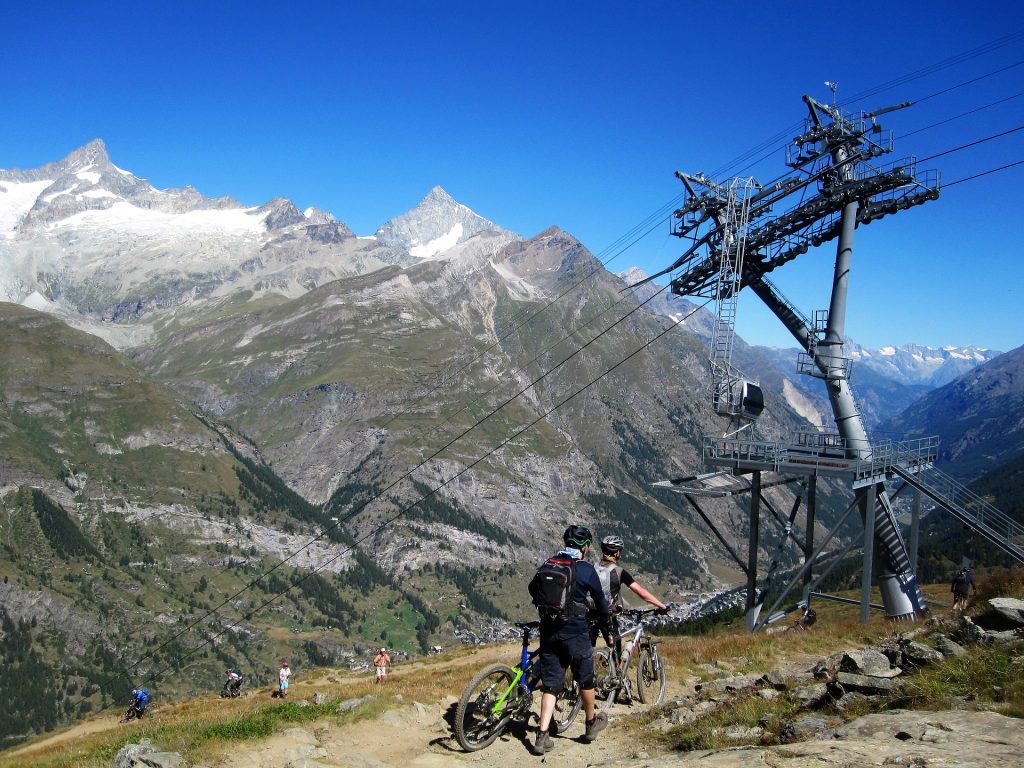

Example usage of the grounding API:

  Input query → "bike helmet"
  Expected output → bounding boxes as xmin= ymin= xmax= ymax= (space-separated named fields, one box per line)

xmin=379 ymin=647 xmax=386 ymax=653
xmin=563 ymin=524 xmax=593 ymax=548
xmin=131 ymin=688 xmax=137 ymax=696
xmin=601 ymin=535 xmax=624 ymax=557
xmin=282 ymin=661 xmax=289 ymax=667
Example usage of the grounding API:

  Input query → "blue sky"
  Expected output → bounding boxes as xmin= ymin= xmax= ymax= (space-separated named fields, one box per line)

xmin=1 ymin=1 xmax=1022 ymax=351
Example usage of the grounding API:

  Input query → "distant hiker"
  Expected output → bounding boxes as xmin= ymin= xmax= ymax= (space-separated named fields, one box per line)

xmin=222 ymin=667 xmax=243 ymax=697
xmin=528 ymin=524 xmax=611 ymax=756
xmin=277 ymin=660 xmax=291 ymax=698
xmin=130 ymin=687 xmax=150 ymax=717
xmin=374 ymin=647 xmax=391 ymax=684
xmin=591 ymin=534 xmax=669 ymax=656
xmin=795 ymin=605 xmax=817 ymax=630
xmin=951 ymin=567 xmax=975 ymax=613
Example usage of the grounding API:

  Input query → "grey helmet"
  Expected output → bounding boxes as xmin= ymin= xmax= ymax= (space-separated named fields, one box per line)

xmin=601 ymin=535 xmax=624 ymax=557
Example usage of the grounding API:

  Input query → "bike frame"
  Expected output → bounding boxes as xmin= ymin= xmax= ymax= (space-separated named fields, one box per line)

xmin=607 ymin=610 xmax=650 ymax=676
xmin=485 ymin=622 xmax=542 ymax=716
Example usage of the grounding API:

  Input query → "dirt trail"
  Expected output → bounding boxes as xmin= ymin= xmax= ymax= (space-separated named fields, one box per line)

xmin=213 ymin=654 xmax=688 ymax=768
xmin=6 ymin=646 xmax=685 ymax=767
xmin=214 ymin=689 xmax=675 ymax=768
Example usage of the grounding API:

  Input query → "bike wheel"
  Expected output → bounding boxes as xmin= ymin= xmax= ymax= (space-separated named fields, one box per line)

xmin=454 ymin=663 xmax=519 ymax=751
xmin=551 ymin=667 xmax=582 ymax=734
xmin=636 ymin=646 xmax=666 ymax=705
xmin=120 ymin=706 xmax=137 ymax=723
xmin=591 ymin=648 xmax=614 ymax=702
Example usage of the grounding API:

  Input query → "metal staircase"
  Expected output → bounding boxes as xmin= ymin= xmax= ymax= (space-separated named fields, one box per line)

xmin=871 ymin=488 xmax=928 ymax=612
xmin=892 ymin=464 xmax=1024 ymax=565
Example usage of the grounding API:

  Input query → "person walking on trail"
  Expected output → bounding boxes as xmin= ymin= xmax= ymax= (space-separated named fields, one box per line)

xmin=530 ymin=524 xmax=612 ymax=756
xmin=373 ymin=647 xmax=391 ymax=684
xmin=591 ymin=535 xmax=669 ymax=652
xmin=951 ymin=567 xmax=976 ymax=613
xmin=277 ymin=661 xmax=291 ymax=698
xmin=795 ymin=605 xmax=817 ymax=630
xmin=589 ymin=535 xmax=669 ymax=703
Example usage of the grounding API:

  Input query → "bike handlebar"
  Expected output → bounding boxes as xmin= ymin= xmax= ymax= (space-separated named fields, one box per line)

xmin=619 ymin=608 xmax=663 ymax=619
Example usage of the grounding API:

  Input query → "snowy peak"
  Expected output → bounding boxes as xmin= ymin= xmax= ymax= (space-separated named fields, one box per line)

xmin=847 ymin=342 xmax=1001 ymax=387
xmin=61 ymin=138 xmax=114 ymax=174
xmin=373 ymin=186 xmax=518 ymax=259
xmin=618 ymin=266 xmax=648 ymax=286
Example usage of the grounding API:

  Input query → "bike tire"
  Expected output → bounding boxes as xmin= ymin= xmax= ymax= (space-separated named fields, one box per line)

xmin=120 ymin=706 xmax=138 ymax=723
xmin=454 ymin=663 xmax=519 ymax=751
xmin=551 ymin=667 xmax=582 ymax=734
xmin=591 ymin=648 xmax=615 ymax=703
xmin=636 ymin=647 xmax=666 ymax=705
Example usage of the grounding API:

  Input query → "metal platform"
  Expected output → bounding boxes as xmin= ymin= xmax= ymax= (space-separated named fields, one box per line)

xmin=652 ymin=470 xmax=796 ymax=497
xmin=702 ymin=433 xmax=938 ymax=487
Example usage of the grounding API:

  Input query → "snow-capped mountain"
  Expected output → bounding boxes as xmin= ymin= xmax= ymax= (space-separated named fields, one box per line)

xmin=374 ymin=185 xmax=519 ymax=259
xmin=847 ymin=342 xmax=1000 ymax=387
xmin=0 ymin=142 xmax=514 ymax=347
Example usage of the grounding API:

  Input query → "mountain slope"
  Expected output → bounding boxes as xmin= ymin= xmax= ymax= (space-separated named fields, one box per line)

xmin=0 ymin=302 xmax=504 ymax=744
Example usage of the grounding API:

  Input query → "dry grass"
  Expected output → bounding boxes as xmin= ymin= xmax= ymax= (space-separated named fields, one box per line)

xmin=1 ymin=642 xmax=515 ymax=768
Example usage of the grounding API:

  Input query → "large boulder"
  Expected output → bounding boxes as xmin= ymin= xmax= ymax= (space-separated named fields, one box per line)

xmin=834 ymin=672 xmax=903 ymax=695
xmin=901 ymin=641 xmax=944 ymax=666
xmin=840 ymin=649 xmax=899 ymax=678
xmin=986 ymin=597 xmax=1024 ymax=629
xmin=113 ymin=741 xmax=184 ymax=768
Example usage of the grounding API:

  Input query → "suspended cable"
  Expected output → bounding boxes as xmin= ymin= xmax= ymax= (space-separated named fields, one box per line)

xmin=944 ymin=158 xmax=1024 ymax=188
xmin=903 ymin=90 xmax=1024 ymax=137
xmin=917 ymin=123 xmax=1024 ymax=163
xmin=839 ymin=33 xmax=1024 ymax=108
xmin=912 ymin=59 xmax=1024 ymax=105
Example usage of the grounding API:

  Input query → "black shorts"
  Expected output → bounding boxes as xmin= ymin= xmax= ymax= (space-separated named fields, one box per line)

xmin=538 ymin=629 xmax=594 ymax=693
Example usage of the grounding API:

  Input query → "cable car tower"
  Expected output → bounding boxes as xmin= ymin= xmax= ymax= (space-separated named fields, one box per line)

xmin=651 ymin=93 xmax=946 ymax=625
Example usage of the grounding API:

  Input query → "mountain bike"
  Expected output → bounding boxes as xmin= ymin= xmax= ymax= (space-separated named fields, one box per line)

xmin=593 ymin=608 xmax=666 ymax=709
xmin=454 ymin=620 xmax=582 ymax=751
xmin=119 ymin=702 xmax=144 ymax=723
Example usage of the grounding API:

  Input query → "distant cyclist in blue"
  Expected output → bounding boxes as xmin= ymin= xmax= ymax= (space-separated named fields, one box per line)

xmin=130 ymin=687 xmax=150 ymax=717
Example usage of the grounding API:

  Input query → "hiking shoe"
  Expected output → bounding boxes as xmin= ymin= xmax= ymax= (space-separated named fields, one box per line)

xmin=583 ymin=712 xmax=607 ymax=742
xmin=530 ymin=730 xmax=554 ymax=755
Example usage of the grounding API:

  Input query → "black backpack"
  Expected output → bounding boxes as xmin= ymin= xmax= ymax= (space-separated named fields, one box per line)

xmin=529 ymin=554 xmax=577 ymax=620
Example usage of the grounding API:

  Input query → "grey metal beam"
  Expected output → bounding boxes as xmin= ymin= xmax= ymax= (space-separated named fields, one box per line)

xmin=684 ymin=493 xmax=748 ymax=573
xmin=860 ymin=484 xmax=877 ymax=624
